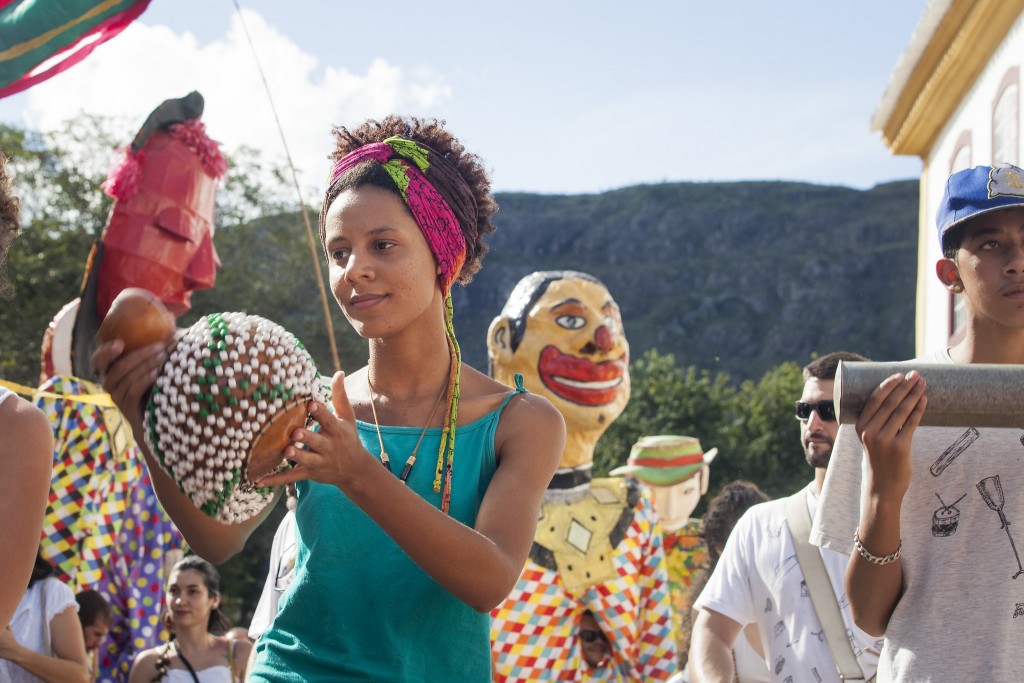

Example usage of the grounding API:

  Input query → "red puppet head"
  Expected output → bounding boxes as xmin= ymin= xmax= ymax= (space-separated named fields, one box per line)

xmin=41 ymin=92 xmax=226 ymax=382
xmin=95 ymin=90 xmax=226 ymax=319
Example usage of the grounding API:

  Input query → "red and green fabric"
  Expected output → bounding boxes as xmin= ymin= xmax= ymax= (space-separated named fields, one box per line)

xmin=0 ymin=0 xmax=151 ymax=98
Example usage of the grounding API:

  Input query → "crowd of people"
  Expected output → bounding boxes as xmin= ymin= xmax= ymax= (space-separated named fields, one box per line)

xmin=2 ymin=109 xmax=1023 ymax=682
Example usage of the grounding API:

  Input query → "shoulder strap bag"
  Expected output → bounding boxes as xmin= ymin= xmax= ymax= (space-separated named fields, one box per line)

xmin=785 ymin=487 xmax=871 ymax=682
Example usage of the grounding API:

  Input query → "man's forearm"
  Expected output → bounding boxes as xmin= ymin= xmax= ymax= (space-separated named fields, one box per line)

xmin=689 ymin=609 xmax=741 ymax=683
xmin=847 ymin=495 xmax=904 ymax=637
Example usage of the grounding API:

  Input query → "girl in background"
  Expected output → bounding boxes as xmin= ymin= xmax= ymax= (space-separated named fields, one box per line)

xmin=128 ymin=556 xmax=250 ymax=683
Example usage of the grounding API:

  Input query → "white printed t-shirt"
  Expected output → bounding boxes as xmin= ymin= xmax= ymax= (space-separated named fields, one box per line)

xmin=695 ymin=486 xmax=880 ymax=682
xmin=812 ymin=349 xmax=1023 ymax=682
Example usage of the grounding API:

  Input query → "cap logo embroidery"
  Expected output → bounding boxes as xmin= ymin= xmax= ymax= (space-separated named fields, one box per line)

xmin=988 ymin=164 xmax=1024 ymax=199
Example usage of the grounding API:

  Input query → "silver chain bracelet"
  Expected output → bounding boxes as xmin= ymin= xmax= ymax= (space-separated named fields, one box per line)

xmin=853 ymin=530 xmax=902 ymax=565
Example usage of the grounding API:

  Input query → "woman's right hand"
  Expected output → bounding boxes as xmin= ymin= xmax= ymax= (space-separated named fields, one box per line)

xmin=91 ymin=339 xmax=167 ymax=432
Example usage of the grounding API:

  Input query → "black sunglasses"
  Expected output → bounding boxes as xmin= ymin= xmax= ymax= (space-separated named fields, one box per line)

xmin=794 ymin=400 xmax=836 ymax=422
xmin=580 ymin=629 xmax=609 ymax=644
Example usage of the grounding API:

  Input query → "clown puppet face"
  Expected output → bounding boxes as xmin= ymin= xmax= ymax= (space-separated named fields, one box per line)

xmin=489 ymin=272 xmax=630 ymax=468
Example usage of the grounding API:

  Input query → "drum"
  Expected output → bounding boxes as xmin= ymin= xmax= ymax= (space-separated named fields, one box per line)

xmin=145 ymin=311 xmax=325 ymax=522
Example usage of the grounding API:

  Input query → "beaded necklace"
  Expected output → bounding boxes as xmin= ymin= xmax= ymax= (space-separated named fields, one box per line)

xmin=366 ymin=372 xmax=446 ymax=483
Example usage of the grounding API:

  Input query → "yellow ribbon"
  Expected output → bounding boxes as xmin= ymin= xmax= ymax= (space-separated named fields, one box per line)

xmin=0 ymin=379 xmax=115 ymax=407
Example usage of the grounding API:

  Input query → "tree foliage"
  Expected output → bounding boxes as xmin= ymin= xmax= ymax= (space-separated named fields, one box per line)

xmin=597 ymin=350 xmax=809 ymax=513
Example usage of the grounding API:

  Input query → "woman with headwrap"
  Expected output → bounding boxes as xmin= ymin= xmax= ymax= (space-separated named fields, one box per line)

xmin=93 ymin=116 xmax=566 ymax=681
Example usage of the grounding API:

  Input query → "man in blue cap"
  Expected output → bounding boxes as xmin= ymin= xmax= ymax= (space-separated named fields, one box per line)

xmin=813 ymin=163 xmax=1024 ymax=682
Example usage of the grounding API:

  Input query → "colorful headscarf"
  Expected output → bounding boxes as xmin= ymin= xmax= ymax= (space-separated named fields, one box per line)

xmin=319 ymin=136 xmax=475 ymax=294
xmin=320 ymin=135 xmax=476 ymax=512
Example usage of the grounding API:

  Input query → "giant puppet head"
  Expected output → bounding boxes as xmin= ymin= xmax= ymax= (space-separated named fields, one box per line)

xmin=95 ymin=90 xmax=224 ymax=319
xmin=489 ymin=271 xmax=630 ymax=469
xmin=42 ymin=91 xmax=226 ymax=381
xmin=611 ymin=435 xmax=718 ymax=532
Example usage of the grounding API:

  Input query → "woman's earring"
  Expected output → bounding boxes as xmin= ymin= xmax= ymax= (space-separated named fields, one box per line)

xmin=951 ymin=283 xmax=963 ymax=293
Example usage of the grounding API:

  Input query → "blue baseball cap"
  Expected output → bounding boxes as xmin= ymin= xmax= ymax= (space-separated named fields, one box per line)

xmin=937 ymin=164 xmax=1024 ymax=251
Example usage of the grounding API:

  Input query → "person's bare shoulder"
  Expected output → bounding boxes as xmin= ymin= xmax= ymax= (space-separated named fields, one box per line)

xmin=0 ymin=394 xmax=53 ymax=457
xmin=128 ymin=646 xmax=162 ymax=683
xmin=494 ymin=391 xmax=565 ymax=469
xmin=458 ymin=366 xmax=565 ymax=459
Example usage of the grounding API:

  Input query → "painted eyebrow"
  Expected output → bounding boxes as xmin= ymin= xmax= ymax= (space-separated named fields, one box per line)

xmin=549 ymin=298 xmax=584 ymax=312
xmin=549 ymin=299 xmax=619 ymax=314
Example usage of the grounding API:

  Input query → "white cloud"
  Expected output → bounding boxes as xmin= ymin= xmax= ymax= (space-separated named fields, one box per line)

xmin=14 ymin=9 xmax=451 ymax=199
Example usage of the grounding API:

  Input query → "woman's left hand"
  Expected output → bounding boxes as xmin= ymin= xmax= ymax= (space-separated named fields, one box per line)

xmin=257 ymin=372 xmax=371 ymax=490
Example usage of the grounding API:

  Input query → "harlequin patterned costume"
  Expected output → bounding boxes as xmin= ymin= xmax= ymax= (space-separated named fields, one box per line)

xmin=490 ymin=477 xmax=677 ymax=681
xmin=663 ymin=519 xmax=707 ymax=667
xmin=35 ymin=375 xmax=184 ymax=682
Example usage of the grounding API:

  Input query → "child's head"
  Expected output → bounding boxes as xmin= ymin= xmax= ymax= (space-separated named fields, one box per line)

xmin=937 ymin=164 xmax=1024 ymax=258
xmin=319 ymin=116 xmax=497 ymax=287
xmin=701 ymin=480 xmax=769 ymax=564
xmin=76 ymin=589 xmax=113 ymax=650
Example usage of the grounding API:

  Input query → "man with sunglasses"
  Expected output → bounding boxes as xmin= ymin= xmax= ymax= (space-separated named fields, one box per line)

xmin=689 ymin=352 xmax=880 ymax=683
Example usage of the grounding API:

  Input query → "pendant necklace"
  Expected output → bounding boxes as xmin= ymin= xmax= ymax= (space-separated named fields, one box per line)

xmin=367 ymin=372 xmax=446 ymax=484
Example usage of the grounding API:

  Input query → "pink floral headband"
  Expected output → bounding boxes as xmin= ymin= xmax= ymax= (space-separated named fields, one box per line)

xmin=319 ymin=136 xmax=475 ymax=294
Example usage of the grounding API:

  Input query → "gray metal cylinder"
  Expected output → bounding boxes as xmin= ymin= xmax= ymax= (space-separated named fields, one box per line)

xmin=835 ymin=361 xmax=1024 ymax=428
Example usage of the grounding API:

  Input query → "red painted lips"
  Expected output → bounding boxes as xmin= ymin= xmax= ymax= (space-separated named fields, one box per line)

xmin=537 ymin=345 xmax=627 ymax=405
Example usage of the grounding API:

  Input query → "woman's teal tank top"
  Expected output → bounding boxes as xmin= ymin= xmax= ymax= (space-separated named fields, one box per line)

xmin=249 ymin=379 xmax=525 ymax=682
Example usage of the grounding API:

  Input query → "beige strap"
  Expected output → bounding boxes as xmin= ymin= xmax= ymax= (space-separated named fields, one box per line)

xmin=785 ymin=487 xmax=866 ymax=682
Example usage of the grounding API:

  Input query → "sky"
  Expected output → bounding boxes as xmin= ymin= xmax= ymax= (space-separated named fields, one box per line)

xmin=0 ymin=1 xmax=929 ymax=196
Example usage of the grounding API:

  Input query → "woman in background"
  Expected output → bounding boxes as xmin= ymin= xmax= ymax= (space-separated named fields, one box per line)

xmin=128 ymin=556 xmax=250 ymax=683
xmin=0 ymin=550 xmax=89 ymax=683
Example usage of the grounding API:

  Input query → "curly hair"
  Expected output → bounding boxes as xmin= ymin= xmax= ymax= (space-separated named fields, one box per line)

xmin=701 ymin=480 xmax=769 ymax=566
xmin=324 ymin=115 xmax=498 ymax=284
xmin=76 ymin=589 xmax=113 ymax=629
xmin=0 ymin=153 xmax=21 ymax=300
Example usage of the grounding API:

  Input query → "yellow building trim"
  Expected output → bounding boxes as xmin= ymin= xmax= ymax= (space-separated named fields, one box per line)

xmin=915 ymin=165 xmax=931 ymax=358
xmin=881 ymin=0 xmax=1024 ymax=155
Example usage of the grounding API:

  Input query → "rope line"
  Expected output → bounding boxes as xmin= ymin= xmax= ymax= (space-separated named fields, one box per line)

xmin=230 ymin=0 xmax=341 ymax=373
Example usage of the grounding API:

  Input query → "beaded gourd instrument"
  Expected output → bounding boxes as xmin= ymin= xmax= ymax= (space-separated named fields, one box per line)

xmin=144 ymin=312 xmax=325 ymax=522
